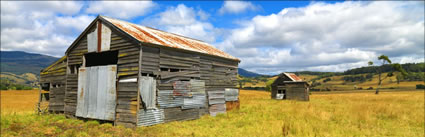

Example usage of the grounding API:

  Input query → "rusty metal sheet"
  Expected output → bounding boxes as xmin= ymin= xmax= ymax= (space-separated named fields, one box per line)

xmin=224 ymin=88 xmax=239 ymax=101
xmin=209 ymin=103 xmax=226 ymax=117
xmin=139 ymin=76 xmax=156 ymax=109
xmin=207 ymin=90 xmax=225 ymax=105
xmin=102 ymin=16 xmax=239 ymax=61
xmin=76 ymin=67 xmax=87 ymax=117
xmin=100 ymin=23 xmax=111 ymax=52
xmin=87 ymin=30 xmax=97 ymax=52
xmin=137 ymin=109 xmax=164 ymax=126
xmin=173 ymin=81 xmax=190 ymax=96
xmin=158 ymin=90 xmax=183 ymax=108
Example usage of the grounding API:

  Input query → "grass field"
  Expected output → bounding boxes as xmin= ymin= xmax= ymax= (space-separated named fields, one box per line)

xmin=1 ymin=89 xmax=424 ymax=137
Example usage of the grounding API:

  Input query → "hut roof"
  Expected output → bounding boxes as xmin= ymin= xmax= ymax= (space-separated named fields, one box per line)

xmin=40 ymin=56 xmax=67 ymax=74
xmin=65 ymin=15 xmax=239 ymax=61
xmin=283 ymin=73 xmax=303 ymax=81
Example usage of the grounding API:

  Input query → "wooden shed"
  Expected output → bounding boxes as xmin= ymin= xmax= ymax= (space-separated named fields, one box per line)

xmin=39 ymin=15 xmax=240 ymax=127
xmin=271 ymin=73 xmax=309 ymax=101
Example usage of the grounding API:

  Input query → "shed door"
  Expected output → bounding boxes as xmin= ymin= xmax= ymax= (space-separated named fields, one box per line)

xmin=76 ymin=65 xmax=117 ymax=120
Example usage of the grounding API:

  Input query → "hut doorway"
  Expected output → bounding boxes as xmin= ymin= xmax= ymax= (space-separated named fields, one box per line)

xmin=276 ymin=89 xmax=286 ymax=100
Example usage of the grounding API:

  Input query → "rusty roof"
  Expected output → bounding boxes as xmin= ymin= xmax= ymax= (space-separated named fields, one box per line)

xmin=101 ymin=16 xmax=239 ymax=61
xmin=283 ymin=73 xmax=303 ymax=82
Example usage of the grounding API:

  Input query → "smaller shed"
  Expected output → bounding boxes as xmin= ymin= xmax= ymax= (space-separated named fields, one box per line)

xmin=271 ymin=73 xmax=309 ymax=101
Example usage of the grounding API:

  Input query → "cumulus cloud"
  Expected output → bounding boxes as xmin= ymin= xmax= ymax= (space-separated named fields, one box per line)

xmin=85 ymin=1 xmax=156 ymax=19
xmin=142 ymin=4 xmax=218 ymax=43
xmin=219 ymin=1 xmax=259 ymax=14
xmin=218 ymin=1 xmax=424 ymax=74
xmin=1 ymin=1 xmax=94 ymax=57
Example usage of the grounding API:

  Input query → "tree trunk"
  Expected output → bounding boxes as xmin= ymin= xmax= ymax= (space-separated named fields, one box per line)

xmin=375 ymin=73 xmax=382 ymax=94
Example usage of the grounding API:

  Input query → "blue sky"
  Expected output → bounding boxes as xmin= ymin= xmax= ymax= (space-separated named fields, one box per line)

xmin=1 ymin=1 xmax=424 ymax=74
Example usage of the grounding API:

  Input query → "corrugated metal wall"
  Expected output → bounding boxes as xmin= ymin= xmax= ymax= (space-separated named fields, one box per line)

xmin=224 ymin=88 xmax=239 ymax=101
xmin=76 ymin=65 xmax=117 ymax=120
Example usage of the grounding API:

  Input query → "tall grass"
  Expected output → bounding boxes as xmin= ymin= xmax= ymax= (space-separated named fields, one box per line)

xmin=1 ymin=90 xmax=424 ymax=137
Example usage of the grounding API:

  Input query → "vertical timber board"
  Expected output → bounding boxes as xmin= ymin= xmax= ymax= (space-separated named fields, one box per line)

xmin=76 ymin=67 xmax=87 ymax=117
xmin=105 ymin=65 xmax=117 ymax=120
xmin=87 ymin=67 xmax=98 ymax=118
xmin=139 ymin=76 xmax=156 ymax=109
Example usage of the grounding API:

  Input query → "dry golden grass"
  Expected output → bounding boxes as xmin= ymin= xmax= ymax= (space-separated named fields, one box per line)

xmin=1 ymin=90 xmax=39 ymax=115
xmin=1 ymin=89 xmax=424 ymax=137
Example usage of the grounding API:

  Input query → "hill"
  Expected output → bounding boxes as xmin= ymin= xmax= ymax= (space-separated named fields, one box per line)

xmin=238 ymin=68 xmax=266 ymax=77
xmin=0 ymin=51 xmax=59 ymax=75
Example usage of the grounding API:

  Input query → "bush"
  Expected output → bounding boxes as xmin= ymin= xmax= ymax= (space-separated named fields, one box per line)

xmin=416 ymin=84 xmax=425 ymax=89
xmin=367 ymin=87 xmax=373 ymax=90
xmin=323 ymin=78 xmax=331 ymax=83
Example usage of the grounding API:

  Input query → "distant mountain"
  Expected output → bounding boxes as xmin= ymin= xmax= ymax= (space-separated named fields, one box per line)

xmin=0 ymin=51 xmax=59 ymax=75
xmin=238 ymin=68 xmax=268 ymax=77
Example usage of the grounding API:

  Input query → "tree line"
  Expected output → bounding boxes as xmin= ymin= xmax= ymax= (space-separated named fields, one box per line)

xmin=0 ymin=79 xmax=33 ymax=90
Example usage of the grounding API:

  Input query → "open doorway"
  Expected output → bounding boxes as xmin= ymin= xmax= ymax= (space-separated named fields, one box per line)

xmin=277 ymin=89 xmax=286 ymax=100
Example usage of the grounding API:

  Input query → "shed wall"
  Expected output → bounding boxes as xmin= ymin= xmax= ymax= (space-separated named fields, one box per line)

xmin=40 ymin=57 xmax=67 ymax=112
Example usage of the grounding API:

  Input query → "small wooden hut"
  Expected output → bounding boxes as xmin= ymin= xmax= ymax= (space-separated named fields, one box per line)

xmin=39 ymin=15 xmax=240 ymax=127
xmin=271 ymin=73 xmax=309 ymax=101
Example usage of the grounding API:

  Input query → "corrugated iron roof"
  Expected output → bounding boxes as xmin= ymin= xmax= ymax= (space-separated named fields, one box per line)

xmin=101 ymin=16 xmax=239 ymax=61
xmin=283 ymin=73 xmax=303 ymax=82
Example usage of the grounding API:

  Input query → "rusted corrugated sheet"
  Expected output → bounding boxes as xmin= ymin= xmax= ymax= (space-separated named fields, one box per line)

xmin=101 ymin=16 xmax=239 ymax=61
xmin=173 ymin=81 xmax=190 ymax=96
xmin=226 ymin=100 xmax=240 ymax=111
xmin=224 ymin=88 xmax=239 ymax=101
xmin=209 ymin=103 xmax=226 ymax=116
xmin=207 ymin=90 xmax=225 ymax=105
xmin=284 ymin=73 xmax=303 ymax=81
xmin=137 ymin=109 xmax=164 ymax=126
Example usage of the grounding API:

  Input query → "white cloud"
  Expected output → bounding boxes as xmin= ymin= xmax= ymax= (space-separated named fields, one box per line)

xmin=1 ymin=1 xmax=94 ymax=57
xmin=85 ymin=1 xmax=156 ymax=19
xmin=219 ymin=1 xmax=424 ymax=74
xmin=219 ymin=1 xmax=259 ymax=14
xmin=142 ymin=4 xmax=218 ymax=43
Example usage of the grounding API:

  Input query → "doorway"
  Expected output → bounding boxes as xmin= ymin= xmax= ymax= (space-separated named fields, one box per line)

xmin=277 ymin=89 xmax=286 ymax=100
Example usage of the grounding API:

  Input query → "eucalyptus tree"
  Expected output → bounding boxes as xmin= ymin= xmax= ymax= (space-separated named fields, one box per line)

xmin=368 ymin=55 xmax=407 ymax=94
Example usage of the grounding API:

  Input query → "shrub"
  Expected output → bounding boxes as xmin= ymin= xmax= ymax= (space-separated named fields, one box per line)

xmin=416 ymin=84 xmax=425 ymax=89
